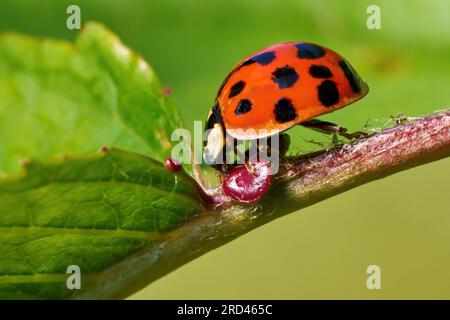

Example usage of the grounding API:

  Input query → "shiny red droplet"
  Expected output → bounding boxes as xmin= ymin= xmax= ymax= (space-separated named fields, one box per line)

xmin=165 ymin=157 xmax=182 ymax=172
xmin=223 ymin=162 xmax=272 ymax=203
xmin=163 ymin=87 xmax=172 ymax=95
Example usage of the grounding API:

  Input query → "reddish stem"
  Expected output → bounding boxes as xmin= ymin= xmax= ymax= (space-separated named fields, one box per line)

xmin=77 ymin=111 xmax=450 ymax=299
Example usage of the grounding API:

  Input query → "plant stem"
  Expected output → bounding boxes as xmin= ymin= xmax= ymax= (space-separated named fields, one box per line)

xmin=76 ymin=111 xmax=450 ymax=299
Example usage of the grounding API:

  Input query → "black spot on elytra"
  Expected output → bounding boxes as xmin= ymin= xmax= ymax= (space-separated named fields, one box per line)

xmin=252 ymin=51 xmax=276 ymax=65
xmin=338 ymin=60 xmax=361 ymax=93
xmin=229 ymin=81 xmax=246 ymax=98
xmin=272 ymin=66 xmax=299 ymax=89
xmin=309 ymin=65 xmax=333 ymax=78
xmin=240 ymin=59 xmax=256 ymax=68
xmin=218 ymin=51 xmax=276 ymax=97
xmin=235 ymin=99 xmax=252 ymax=115
xmin=317 ymin=80 xmax=339 ymax=107
xmin=238 ymin=51 xmax=276 ymax=70
xmin=295 ymin=43 xmax=326 ymax=59
xmin=274 ymin=98 xmax=297 ymax=123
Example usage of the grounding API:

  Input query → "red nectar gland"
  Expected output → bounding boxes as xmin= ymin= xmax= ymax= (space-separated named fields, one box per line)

xmin=223 ymin=161 xmax=272 ymax=203
xmin=165 ymin=157 xmax=182 ymax=172
xmin=163 ymin=87 xmax=172 ymax=96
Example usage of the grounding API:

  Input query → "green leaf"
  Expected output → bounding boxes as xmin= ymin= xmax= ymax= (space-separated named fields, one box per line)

xmin=0 ymin=148 xmax=205 ymax=299
xmin=0 ymin=22 xmax=183 ymax=174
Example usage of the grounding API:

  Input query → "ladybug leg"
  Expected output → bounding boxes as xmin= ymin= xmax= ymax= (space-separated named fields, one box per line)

xmin=279 ymin=133 xmax=291 ymax=156
xmin=300 ymin=119 xmax=367 ymax=140
xmin=261 ymin=133 xmax=290 ymax=157
xmin=253 ymin=133 xmax=291 ymax=157
xmin=252 ymin=133 xmax=290 ymax=162
xmin=242 ymin=140 xmax=257 ymax=165
xmin=240 ymin=134 xmax=290 ymax=173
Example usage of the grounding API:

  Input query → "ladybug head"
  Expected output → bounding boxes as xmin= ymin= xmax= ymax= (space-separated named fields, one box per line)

xmin=203 ymin=104 xmax=226 ymax=166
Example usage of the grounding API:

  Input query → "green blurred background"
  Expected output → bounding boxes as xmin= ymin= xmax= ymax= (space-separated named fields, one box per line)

xmin=0 ymin=0 xmax=449 ymax=298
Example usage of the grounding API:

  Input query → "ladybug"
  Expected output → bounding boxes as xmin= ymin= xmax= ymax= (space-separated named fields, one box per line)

xmin=204 ymin=41 xmax=369 ymax=172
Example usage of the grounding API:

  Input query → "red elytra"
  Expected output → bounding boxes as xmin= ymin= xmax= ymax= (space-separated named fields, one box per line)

xmin=223 ymin=162 xmax=272 ymax=203
xmin=215 ymin=41 xmax=368 ymax=139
